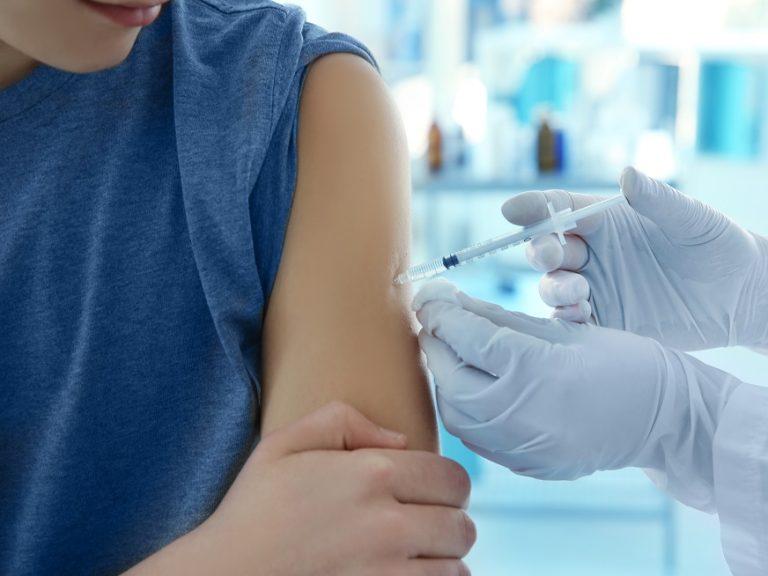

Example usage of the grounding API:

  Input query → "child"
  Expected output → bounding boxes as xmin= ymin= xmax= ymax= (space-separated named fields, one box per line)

xmin=0 ymin=1 xmax=475 ymax=573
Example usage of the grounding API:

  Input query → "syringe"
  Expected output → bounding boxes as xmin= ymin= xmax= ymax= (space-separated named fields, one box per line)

xmin=394 ymin=194 xmax=627 ymax=286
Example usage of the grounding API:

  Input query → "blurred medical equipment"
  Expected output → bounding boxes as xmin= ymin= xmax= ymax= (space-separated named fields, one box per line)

xmin=394 ymin=193 xmax=625 ymax=285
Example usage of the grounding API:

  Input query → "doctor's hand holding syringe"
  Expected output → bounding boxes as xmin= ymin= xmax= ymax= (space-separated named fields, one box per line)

xmin=413 ymin=167 xmax=768 ymax=576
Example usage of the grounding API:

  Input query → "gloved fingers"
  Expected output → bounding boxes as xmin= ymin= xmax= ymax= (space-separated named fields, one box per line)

xmin=552 ymin=301 xmax=592 ymax=323
xmin=415 ymin=278 xmax=573 ymax=345
xmin=525 ymin=235 xmax=564 ymax=272
xmin=538 ymin=270 xmax=590 ymax=308
xmin=463 ymin=440 xmax=580 ymax=481
xmin=454 ymin=291 xmax=569 ymax=342
xmin=620 ymin=166 xmax=730 ymax=244
xmin=425 ymin=335 xmax=524 ymax=425
xmin=412 ymin=278 xmax=461 ymax=314
xmin=437 ymin=392 xmax=506 ymax=445
xmin=414 ymin=279 xmax=527 ymax=334
xmin=526 ymin=234 xmax=589 ymax=273
xmin=417 ymin=299 xmax=550 ymax=376
xmin=440 ymin=390 xmax=570 ymax=474
xmin=419 ymin=331 xmax=497 ymax=404
xmin=558 ymin=235 xmax=590 ymax=271
xmin=501 ymin=189 xmax=594 ymax=224
xmin=460 ymin=440 xmax=532 ymax=477
xmin=501 ymin=190 xmax=607 ymax=237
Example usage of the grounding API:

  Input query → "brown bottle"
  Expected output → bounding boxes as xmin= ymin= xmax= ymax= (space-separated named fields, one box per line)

xmin=537 ymin=117 xmax=557 ymax=174
xmin=427 ymin=119 xmax=443 ymax=174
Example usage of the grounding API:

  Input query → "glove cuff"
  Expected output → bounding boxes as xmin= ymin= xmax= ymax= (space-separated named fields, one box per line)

xmin=713 ymin=382 xmax=768 ymax=574
xmin=637 ymin=349 xmax=742 ymax=510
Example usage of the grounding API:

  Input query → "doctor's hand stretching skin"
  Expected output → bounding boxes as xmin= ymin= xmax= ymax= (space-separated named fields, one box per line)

xmin=416 ymin=286 xmax=741 ymax=491
xmin=416 ymin=169 xmax=768 ymax=575
xmin=126 ymin=402 xmax=475 ymax=576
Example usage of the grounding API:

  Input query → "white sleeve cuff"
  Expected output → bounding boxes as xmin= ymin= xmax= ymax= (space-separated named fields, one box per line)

xmin=714 ymin=382 xmax=768 ymax=576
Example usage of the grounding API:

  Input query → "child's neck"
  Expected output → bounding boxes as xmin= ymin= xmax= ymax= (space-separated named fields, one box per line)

xmin=0 ymin=42 xmax=38 ymax=91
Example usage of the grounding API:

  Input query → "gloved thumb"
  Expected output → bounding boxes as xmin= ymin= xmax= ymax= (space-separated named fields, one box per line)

xmin=258 ymin=402 xmax=407 ymax=460
xmin=620 ymin=166 xmax=729 ymax=242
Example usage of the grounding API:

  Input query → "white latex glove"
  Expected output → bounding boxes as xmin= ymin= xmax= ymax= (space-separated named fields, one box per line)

xmin=503 ymin=167 xmax=768 ymax=350
xmin=415 ymin=281 xmax=742 ymax=508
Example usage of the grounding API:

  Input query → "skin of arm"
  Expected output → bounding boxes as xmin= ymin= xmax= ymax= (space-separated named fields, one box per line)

xmin=260 ymin=53 xmax=438 ymax=452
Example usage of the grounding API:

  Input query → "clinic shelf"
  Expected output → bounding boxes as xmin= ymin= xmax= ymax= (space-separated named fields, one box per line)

xmin=413 ymin=176 xmax=619 ymax=194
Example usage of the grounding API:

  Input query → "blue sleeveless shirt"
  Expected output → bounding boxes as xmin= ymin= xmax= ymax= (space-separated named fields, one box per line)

xmin=0 ymin=2 xmax=375 ymax=573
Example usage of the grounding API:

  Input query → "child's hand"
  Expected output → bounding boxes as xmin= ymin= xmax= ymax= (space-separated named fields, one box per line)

xmin=127 ymin=402 xmax=474 ymax=575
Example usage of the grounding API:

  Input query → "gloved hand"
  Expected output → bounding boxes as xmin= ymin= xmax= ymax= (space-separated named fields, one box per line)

xmin=503 ymin=167 xmax=768 ymax=350
xmin=415 ymin=280 xmax=742 ymax=509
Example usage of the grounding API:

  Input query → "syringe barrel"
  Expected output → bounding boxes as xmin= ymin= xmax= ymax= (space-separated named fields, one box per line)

xmin=453 ymin=215 xmax=563 ymax=265
xmin=394 ymin=258 xmax=447 ymax=285
xmin=393 ymin=194 xmax=627 ymax=285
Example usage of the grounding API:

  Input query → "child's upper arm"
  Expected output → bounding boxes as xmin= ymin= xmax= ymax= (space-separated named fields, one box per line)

xmin=260 ymin=53 xmax=437 ymax=452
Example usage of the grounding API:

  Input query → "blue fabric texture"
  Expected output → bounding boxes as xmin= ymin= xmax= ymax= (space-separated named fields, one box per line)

xmin=0 ymin=1 xmax=375 ymax=574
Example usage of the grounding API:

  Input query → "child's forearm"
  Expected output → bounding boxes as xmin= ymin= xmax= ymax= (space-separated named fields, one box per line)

xmin=121 ymin=522 xmax=221 ymax=576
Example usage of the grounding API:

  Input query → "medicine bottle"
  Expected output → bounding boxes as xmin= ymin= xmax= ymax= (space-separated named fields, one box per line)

xmin=427 ymin=118 xmax=443 ymax=174
xmin=537 ymin=115 xmax=557 ymax=174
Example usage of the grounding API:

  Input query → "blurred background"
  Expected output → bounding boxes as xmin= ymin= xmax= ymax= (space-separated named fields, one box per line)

xmin=280 ymin=1 xmax=768 ymax=574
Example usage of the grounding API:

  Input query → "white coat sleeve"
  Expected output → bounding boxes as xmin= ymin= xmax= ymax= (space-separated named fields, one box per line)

xmin=714 ymin=382 xmax=768 ymax=575
xmin=642 ymin=376 xmax=768 ymax=576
